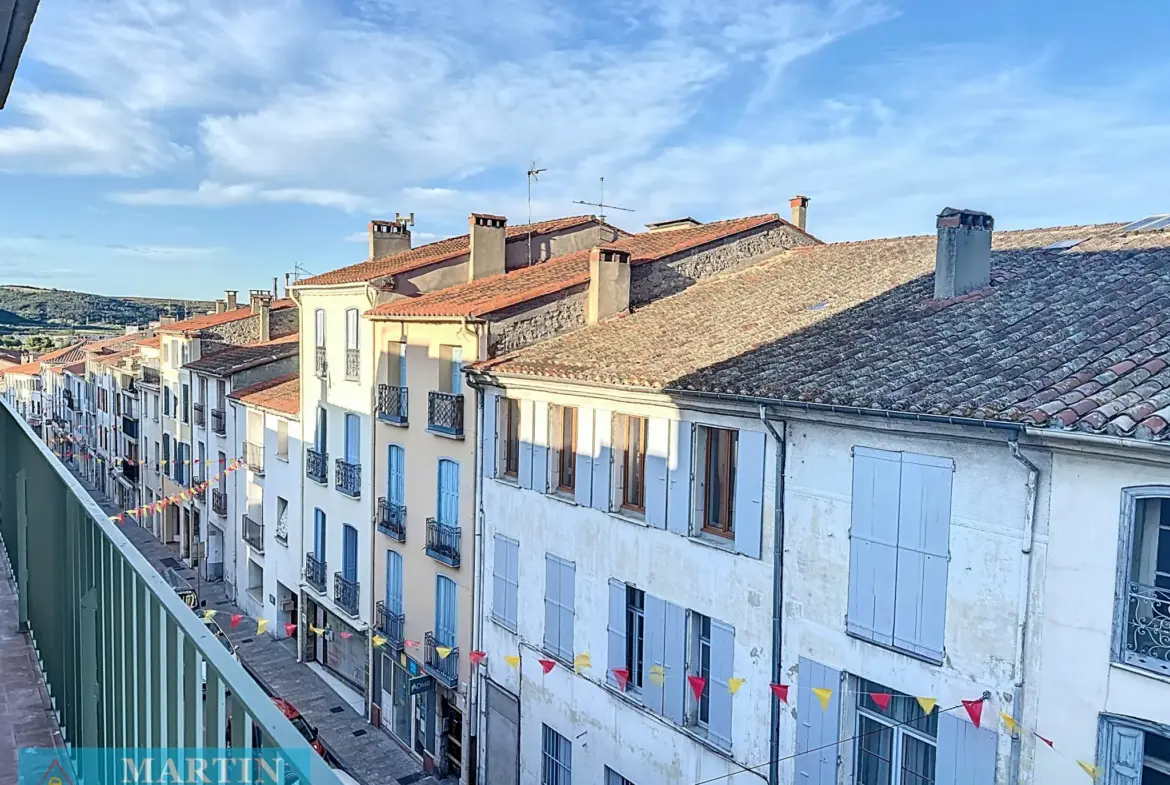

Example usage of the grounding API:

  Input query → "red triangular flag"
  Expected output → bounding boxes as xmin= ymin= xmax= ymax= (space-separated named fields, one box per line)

xmin=963 ymin=698 xmax=984 ymax=729
xmin=284 ymin=623 xmax=297 ymax=637
xmin=339 ymin=631 xmax=352 ymax=640
xmin=770 ymin=684 xmax=789 ymax=703
xmin=612 ymin=668 xmax=629 ymax=691
xmin=539 ymin=659 xmax=556 ymax=674
xmin=468 ymin=650 xmax=487 ymax=667
xmin=230 ymin=613 xmax=243 ymax=628
xmin=1035 ymin=732 xmax=1054 ymax=748
xmin=870 ymin=692 xmax=892 ymax=710
xmin=688 ymin=675 xmax=707 ymax=701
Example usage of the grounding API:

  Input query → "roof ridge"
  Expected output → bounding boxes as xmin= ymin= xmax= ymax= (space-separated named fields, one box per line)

xmin=788 ymin=221 xmax=1127 ymax=252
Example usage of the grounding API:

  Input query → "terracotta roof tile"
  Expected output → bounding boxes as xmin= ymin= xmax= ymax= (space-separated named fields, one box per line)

xmin=185 ymin=333 xmax=299 ymax=376
xmin=367 ymin=214 xmax=789 ymax=319
xmin=82 ymin=333 xmax=143 ymax=353
xmin=157 ymin=300 xmax=295 ymax=334
xmin=39 ymin=342 xmax=87 ymax=363
xmin=228 ymin=373 xmax=300 ymax=417
xmin=136 ymin=336 xmax=161 ymax=348
xmin=299 ymin=215 xmax=628 ymax=287
xmin=5 ymin=361 xmax=43 ymax=375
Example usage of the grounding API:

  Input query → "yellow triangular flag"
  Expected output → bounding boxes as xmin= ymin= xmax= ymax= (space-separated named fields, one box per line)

xmin=728 ymin=677 xmax=745 ymax=695
xmin=202 ymin=610 xmax=217 ymax=621
xmin=372 ymin=635 xmax=387 ymax=648
xmin=649 ymin=664 xmax=666 ymax=686
xmin=256 ymin=618 xmax=269 ymax=634
xmin=436 ymin=645 xmax=453 ymax=659
xmin=917 ymin=697 xmax=937 ymax=715
xmin=1077 ymin=761 xmax=1098 ymax=779
xmin=504 ymin=655 xmax=521 ymax=668
xmin=573 ymin=652 xmax=591 ymax=673
xmin=812 ymin=687 xmax=832 ymax=711
xmin=999 ymin=711 xmax=1018 ymax=734
xmin=310 ymin=626 xmax=325 ymax=635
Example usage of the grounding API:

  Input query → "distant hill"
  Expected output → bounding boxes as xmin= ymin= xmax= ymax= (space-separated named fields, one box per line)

xmin=0 ymin=285 xmax=214 ymax=328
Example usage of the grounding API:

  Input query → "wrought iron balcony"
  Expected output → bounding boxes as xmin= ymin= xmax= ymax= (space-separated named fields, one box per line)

xmin=376 ymin=384 xmax=408 ymax=425
xmin=120 ymin=461 xmax=139 ymax=484
xmin=63 ymin=390 xmax=74 ymax=410
xmin=193 ymin=402 xmax=205 ymax=427
xmin=211 ymin=408 xmax=226 ymax=435
xmin=423 ymin=632 xmax=459 ymax=688
xmin=121 ymin=416 xmax=139 ymax=439
xmin=334 ymin=572 xmax=360 ymax=617
xmin=335 ymin=459 xmax=360 ymax=498
xmin=375 ymin=601 xmax=405 ymax=651
xmin=306 ymin=448 xmax=328 ymax=485
xmin=315 ymin=346 xmax=327 ymax=379
xmin=244 ymin=442 xmax=265 ymax=474
xmin=243 ymin=514 xmax=264 ymax=553
xmin=1123 ymin=580 xmax=1170 ymax=675
xmin=345 ymin=348 xmax=360 ymax=381
xmin=427 ymin=391 xmax=464 ymax=437
xmin=305 ymin=553 xmax=327 ymax=594
xmin=211 ymin=488 xmax=228 ymax=517
xmin=141 ymin=365 xmax=161 ymax=386
xmin=425 ymin=518 xmax=461 ymax=567
xmin=376 ymin=497 xmax=406 ymax=541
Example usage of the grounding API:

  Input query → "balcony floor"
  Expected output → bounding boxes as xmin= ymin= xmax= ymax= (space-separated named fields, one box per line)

xmin=0 ymin=549 xmax=69 ymax=784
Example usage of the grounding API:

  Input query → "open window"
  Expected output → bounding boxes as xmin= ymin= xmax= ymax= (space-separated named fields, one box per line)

xmin=1117 ymin=489 xmax=1170 ymax=676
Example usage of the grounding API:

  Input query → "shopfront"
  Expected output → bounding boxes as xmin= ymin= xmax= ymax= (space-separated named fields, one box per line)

xmin=304 ymin=596 xmax=369 ymax=695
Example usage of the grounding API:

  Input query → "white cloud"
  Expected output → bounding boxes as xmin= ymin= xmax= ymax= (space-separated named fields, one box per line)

xmin=109 ymin=181 xmax=382 ymax=212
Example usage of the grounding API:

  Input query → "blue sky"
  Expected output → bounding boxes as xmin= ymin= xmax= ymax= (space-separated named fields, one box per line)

xmin=1 ymin=0 xmax=1168 ymax=299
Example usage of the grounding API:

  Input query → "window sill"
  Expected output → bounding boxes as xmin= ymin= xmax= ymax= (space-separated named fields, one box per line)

xmin=427 ymin=428 xmax=465 ymax=441
xmin=545 ymin=491 xmax=578 ymax=507
xmin=490 ymin=615 xmax=517 ymax=635
xmin=492 ymin=476 xmax=520 ymax=489
xmin=541 ymin=649 xmax=574 ymax=669
xmin=277 ymin=455 xmax=289 ymax=463
xmin=680 ymin=725 xmax=734 ymax=760
xmin=845 ymin=629 xmax=944 ymax=666
xmin=1111 ymin=659 xmax=1170 ymax=685
xmin=609 ymin=510 xmax=650 ymax=528
xmin=687 ymin=532 xmax=735 ymax=554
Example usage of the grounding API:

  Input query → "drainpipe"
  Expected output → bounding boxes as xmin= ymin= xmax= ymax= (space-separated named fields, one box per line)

xmin=759 ymin=406 xmax=786 ymax=785
xmin=470 ymin=374 xmax=487 ymax=785
xmin=1007 ymin=440 xmax=1039 ymax=785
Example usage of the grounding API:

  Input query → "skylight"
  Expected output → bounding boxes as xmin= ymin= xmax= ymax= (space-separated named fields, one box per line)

xmin=1042 ymin=238 xmax=1087 ymax=250
xmin=1119 ymin=215 xmax=1170 ymax=232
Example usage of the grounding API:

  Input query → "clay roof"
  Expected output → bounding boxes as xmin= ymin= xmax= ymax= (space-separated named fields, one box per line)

xmin=477 ymin=221 xmax=1170 ymax=441
xmin=63 ymin=361 xmax=86 ymax=375
xmin=300 ymin=215 xmax=628 ymax=287
xmin=80 ymin=333 xmax=142 ymax=354
xmin=228 ymin=372 xmax=300 ymax=417
xmin=367 ymin=214 xmax=791 ymax=319
xmin=39 ymin=342 xmax=87 ymax=363
xmin=157 ymin=300 xmax=295 ymax=335
xmin=5 ymin=361 xmax=42 ymax=375
xmin=95 ymin=348 xmax=138 ymax=367
xmin=185 ymin=333 xmax=299 ymax=376
xmin=136 ymin=335 xmax=161 ymax=348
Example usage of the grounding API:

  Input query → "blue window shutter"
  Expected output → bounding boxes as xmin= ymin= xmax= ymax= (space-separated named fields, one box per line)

xmin=574 ymin=408 xmax=594 ymax=507
xmin=532 ymin=401 xmax=549 ymax=493
xmin=1103 ymin=723 xmax=1144 ymax=785
xmin=641 ymin=594 xmax=666 ymax=714
xmin=847 ymin=447 xmax=900 ymax=645
xmin=451 ymin=347 xmax=462 ymax=394
xmin=733 ymin=430 xmax=766 ymax=558
xmin=493 ymin=535 xmax=517 ymax=627
xmin=343 ymin=525 xmax=357 ymax=582
xmin=662 ymin=602 xmax=686 ymax=725
xmin=314 ymin=509 xmax=326 ymax=559
xmin=936 ymin=712 xmax=997 ymax=785
xmin=591 ymin=410 xmax=612 ymax=511
xmin=667 ymin=421 xmax=693 ymax=536
xmin=399 ymin=342 xmax=407 ymax=387
xmin=518 ymin=399 xmax=534 ymax=490
xmin=544 ymin=555 xmax=560 ymax=655
xmin=560 ymin=560 xmax=575 ymax=655
xmin=506 ymin=538 xmax=519 ymax=625
xmin=606 ymin=579 xmax=626 ymax=688
xmin=435 ymin=576 xmax=457 ymax=647
xmin=345 ymin=413 xmax=360 ymax=464
xmin=645 ymin=418 xmax=670 ymax=529
xmin=388 ymin=445 xmax=404 ymax=505
xmin=707 ymin=619 xmax=735 ymax=750
xmin=316 ymin=407 xmax=327 ymax=452
xmin=795 ymin=657 xmax=840 ymax=785
xmin=895 ymin=453 xmax=953 ymax=659
xmin=386 ymin=550 xmax=403 ymax=614
xmin=482 ymin=393 xmax=498 ymax=478
xmin=438 ymin=459 xmax=459 ymax=526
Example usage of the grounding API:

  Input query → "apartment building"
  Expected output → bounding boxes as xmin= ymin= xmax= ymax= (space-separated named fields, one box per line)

xmin=360 ymin=210 xmax=817 ymax=780
xmin=136 ymin=336 xmax=166 ymax=538
xmin=2 ymin=361 xmax=41 ymax=422
xmin=291 ymin=213 xmax=624 ymax=714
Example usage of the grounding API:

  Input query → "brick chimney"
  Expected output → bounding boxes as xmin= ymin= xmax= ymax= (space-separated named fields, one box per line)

xmin=789 ymin=195 xmax=809 ymax=231
xmin=468 ymin=213 xmax=506 ymax=281
xmin=370 ymin=219 xmax=412 ymax=259
xmin=587 ymin=247 xmax=632 ymax=325
xmin=934 ymin=207 xmax=994 ymax=299
xmin=214 ymin=299 xmax=226 ymax=314
xmin=225 ymin=290 xmax=238 ymax=310
xmin=252 ymin=292 xmax=273 ymax=342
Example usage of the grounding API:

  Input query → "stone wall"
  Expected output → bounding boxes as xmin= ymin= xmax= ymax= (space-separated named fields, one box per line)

xmin=231 ymin=355 xmax=298 ymax=391
xmin=205 ymin=307 xmax=299 ymax=346
xmin=488 ymin=286 xmax=588 ymax=357
xmin=629 ymin=224 xmax=815 ymax=305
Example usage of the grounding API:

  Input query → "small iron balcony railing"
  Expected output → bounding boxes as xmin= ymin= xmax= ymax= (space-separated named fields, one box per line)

xmin=315 ymin=346 xmax=327 ymax=379
xmin=1123 ymin=580 xmax=1170 ymax=675
xmin=306 ymin=448 xmax=328 ymax=484
xmin=334 ymin=572 xmax=360 ymax=617
xmin=335 ymin=459 xmax=360 ymax=498
xmin=243 ymin=514 xmax=264 ymax=553
xmin=121 ymin=416 xmax=139 ymax=439
xmin=211 ymin=408 xmax=226 ymax=435
xmin=427 ymin=391 xmax=464 ymax=437
xmin=345 ymin=348 xmax=360 ymax=381
xmin=376 ymin=497 xmax=406 ymax=542
xmin=193 ymin=402 xmax=205 ymax=427
xmin=244 ymin=442 xmax=265 ymax=474
xmin=376 ymin=384 xmax=408 ymax=425
xmin=375 ymin=601 xmax=405 ymax=651
xmin=424 ymin=631 xmax=459 ymax=688
xmin=425 ymin=518 xmax=461 ymax=567
xmin=211 ymin=488 xmax=227 ymax=517
xmin=141 ymin=365 xmax=161 ymax=385
xmin=305 ymin=553 xmax=327 ymax=594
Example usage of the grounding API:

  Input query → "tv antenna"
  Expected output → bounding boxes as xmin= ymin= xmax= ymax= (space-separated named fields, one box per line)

xmin=293 ymin=263 xmax=313 ymax=283
xmin=573 ymin=176 xmax=633 ymax=242
xmin=526 ymin=162 xmax=546 ymax=265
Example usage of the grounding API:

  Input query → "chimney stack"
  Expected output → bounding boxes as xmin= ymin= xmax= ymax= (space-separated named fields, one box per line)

xmin=587 ymin=246 xmax=632 ymax=325
xmin=252 ymin=292 xmax=274 ymax=342
xmin=214 ymin=299 xmax=226 ymax=314
xmin=225 ymin=290 xmax=238 ymax=310
xmin=369 ymin=218 xmax=412 ymax=259
xmin=284 ymin=273 xmax=291 ymax=299
xmin=934 ymin=207 xmax=994 ymax=299
xmin=789 ymin=195 xmax=810 ymax=232
xmin=468 ymin=213 xmax=507 ymax=281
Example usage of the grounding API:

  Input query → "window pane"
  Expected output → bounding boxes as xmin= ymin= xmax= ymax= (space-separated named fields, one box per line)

xmin=856 ymin=714 xmax=894 ymax=785
xmin=901 ymin=733 xmax=936 ymax=785
xmin=505 ymin=400 xmax=520 ymax=475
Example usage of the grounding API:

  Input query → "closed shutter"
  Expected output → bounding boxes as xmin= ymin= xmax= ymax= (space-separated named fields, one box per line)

xmin=707 ymin=619 xmax=735 ymax=750
xmin=544 ymin=555 xmax=560 ymax=656
xmin=450 ymin=347 xmax=462 ymax=395
xmin=250 ymin=410 xmax=266 ymax=444
xmin=642 ymin=594 xmax=666 ymax=714
xmin=398 ymin=341 xmax=407 ymax=386
xmin=316 ymin=408 xmax=327 ymax=452
xmin=574 ymin=408 xmax=594 ymax=507
xmin=438 ymin=460 xmax=459 ymax=526
xmin=847 ymin=447 xmax=900 ymax=645
xmin=560 ymin=559 xmax=575 ymax=657
xmin=1104 ymin=723 xmax=1145 ymax=785
xmin=733 ymin=430 xmax=766 ymax=558
xmin=894 ymin=453 xmax=953 ymax=659
xmin=345 ymin=414 xmax=360 ymax=464
xmin=662 ymin=602 xmax=686 ymax=725
xmin=315 ymin=309 xmax=325 ymax=347
xmin=795 ymin=657 xmax=840 ymax=785
xmin=343 ymin=525 xmax=357 ymax=582
xmin=606 ymin=579 xmax=626 ymax=689
xmin=483 ymin=393 xmax=498 ymax=478
xmin=936 ymin=712 xmax=998 ymax=785
xmin=591 ymin=409 xmax=612 ymax=511
xmin=667 ymin=421 xmax=694 ymax=536
xmin=388 ymin=445 xmax=404 ymax=505
xmin=386 ymin=550 xmax=403 ymax=615
xmin=645 ymin=418 xmax=670 ymax=529
xmin=346 ymin=308 xmax=359 ymax=349
xmin=493 ymin=535 xmax=517 ymax=628
xmin=532 ymin=401 xmax=550 ymax=493
xmin=435 ymin=576 xmax=457 ymax=647
xmin=314 ymin=509 xmax=326 ymax=559
xmin=518 ymin=399 xmax=534 ymax=490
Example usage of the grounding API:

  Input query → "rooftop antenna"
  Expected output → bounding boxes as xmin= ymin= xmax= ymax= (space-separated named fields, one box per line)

xmin=573 ymin=176 xmax=633 ymax=243
xmin=526 ymin=162 xmax=546 ymax=265
xmin=293 ymin=263 xmax=313 ymax=283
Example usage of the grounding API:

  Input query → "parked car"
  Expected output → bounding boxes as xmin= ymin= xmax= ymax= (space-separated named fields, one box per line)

xmin=201 ymin=618 xmax=238 ymax=698
xmin=225 ymin=697 xmax=326 ymax=757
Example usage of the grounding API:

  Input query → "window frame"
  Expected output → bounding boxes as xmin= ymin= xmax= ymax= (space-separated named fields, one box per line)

xmin=492 ymin=534 xmax=520 ymax=631
xmin=502 ymin=398 xmax=521 ymax=479
xmin=276 ymin=420 xmax=289 ymax=461
xmin=851 ymin=676 xmax=938 ymax=785
xmin=543 ymin=554 xmax=576 ymax=662
xmin=1113 ymin=486 xmax=1170 ymax=675
xmin=687 ymin=612 xmax=712 ymax=728
xmin=625 ymin=585 xmax=645 ymax=694
xmin=552 ymin=405 xmax=577 ymax=494
xmin=541 ymin=724 xmax=572 ymax=785
xmin=616 ymin=414 xmax=648 ymax=514
xmin=697 ymin=426 xmax=738 ymax=539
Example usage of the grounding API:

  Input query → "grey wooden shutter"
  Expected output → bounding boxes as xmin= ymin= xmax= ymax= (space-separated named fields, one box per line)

xmin=532 ymin=401 xmax=550 ymax=493
xmin=574 ymin=408 xmax=594 ymax=507
xmin=894 ymin=452 xmax=953 ymax=659
xmin=667 ymin=420 xmax=693 ymax=536
xmin=1103 ymin=723 xmax=1145 ymax=785
xmin=493 ymin=535 xmax=508 ymax=623
xmin=544 ymin=554 xmax=560 ymax=655
xmin=591 ymin=409 xmax=612 ymax=511
xmin=662 ymin=602 xmax=686 ymax=725
xmin=733 ymin=430 xmax=766 ymax=558
xmin=936 ymin=712 xmax=997 ymax=785
xmin=645 ymin=418 xmax=670 ymax=529
xmin=847 ymin=447 xmax=901 ymax=645
xmin=708 ymin=619 xmax=735 ymax=750
xmin=518 ymin=399 xmax=534 ymax=490
xmin=505 ymin=538 xmax=519 ymax=625
xmin=483 ymin=392 xmax=498 ymax=478
xmin=642 ymin=594 xmax=666 ymax=714
xmin=795 ymin=657 xmax=840 ymax=785
xmin=560 ymin=559 xmax=575 ymax=656
xmin=606 ymin=579 xmax=626 ymax=688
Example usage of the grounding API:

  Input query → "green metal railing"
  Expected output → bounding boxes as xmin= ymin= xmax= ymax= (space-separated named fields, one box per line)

xmin=0 ymin=398 xmax=341 ymax=784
